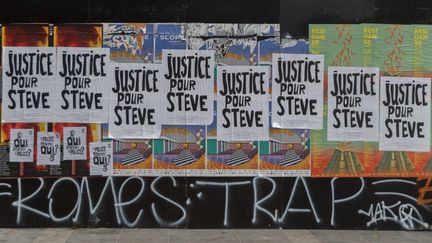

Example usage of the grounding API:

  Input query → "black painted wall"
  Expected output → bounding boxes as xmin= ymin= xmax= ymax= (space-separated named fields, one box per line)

xmin=281 ymin=0 xmax=432 ymax=38
xmin=2 ymin=0 xmax=432 ymax=38
xmin=0 ymin=176 xmax=429 ymax=229
xmin=0 ymin=0 xmax=279 ymax=23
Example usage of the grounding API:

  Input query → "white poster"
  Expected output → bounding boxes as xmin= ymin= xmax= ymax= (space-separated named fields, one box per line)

xmin=90 ymin=142 xmax=113 ymax=176
xmin=327 ymin=67 xmax=380 ymax=141
xmin=37 ymin=132 xmax=60 ymax=165
xmin=161 ymin=49 xmax=215 ymax=125
xmin=379 ymin=77 xmax=431 ymax=151
xmin=56 ymin=47 xmax=110 ymax=123
xmin=63 ymin=127 xmax=87 ymax=160
xmin=109 ymin=63 xmax=162 ymax=138
xmin=272 ymin=54 xmax=324 ymax=129
xmin=9 ymin=128 xmax=34 ymax=162
xmin=2 ymin=47 xmax=57 ymax=122
xmin=217 ymin=66 xmax=269 ymax=141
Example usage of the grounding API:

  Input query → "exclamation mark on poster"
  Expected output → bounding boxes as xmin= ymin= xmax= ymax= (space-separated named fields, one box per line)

xmin=0 ymin=24 xmax=2 ymax=142
xmin=48 ymin=24 xmax=54 ymax=133
xmin=48 ymin=24 xmax=54 ymax=48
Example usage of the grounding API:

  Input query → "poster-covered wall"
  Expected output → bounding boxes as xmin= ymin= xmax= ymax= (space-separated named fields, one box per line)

xmin=0 ymin=23 xmax=312 ymax=177
xmin=2 ymin=23 xmax=432 ymax=231
xmin=2 ymin=23 xmax=432 ymax=178
xmin=310 ymin=24 xmax=432 ymax=177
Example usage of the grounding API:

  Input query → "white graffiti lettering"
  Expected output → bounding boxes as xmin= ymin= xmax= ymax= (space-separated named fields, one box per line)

xmin=331 ymin=177 xmax=364 ymax=226
xmin=151 ymin=176 xmax=187 ymax=227
xmin=358 ymin=201 xmax=429 ymax=229
xmin=252 ymin=177 xmax=278 ymax=224
xmin=195 ymin=180 xmax=251 ymax=226
xmin=278 ymin=177 xmax=320 ymax=224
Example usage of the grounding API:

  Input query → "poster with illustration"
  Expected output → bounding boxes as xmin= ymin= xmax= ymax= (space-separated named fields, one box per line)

xmin=108 ymin=63 xmax=162 ymax=138
xmin=90 ymin=141 xmax=113 ymax=176
xmin=9 ymin=128 xmax=34 ymax=162
xmin=154 ymin=23 xmax=186 ymax=62
xmin=207 ymin=37 xmax=257 ymax=66
xmin=186 ymin=23 xmax=259 ymax=65
xmin=56 ymin=47 xmax=110 ymax=123
xmin=248 ymin=24 xmax=280 ymax=64
xmin=160 ymin=49 xmax=215 ymax=125
xmin=217 ymin=65 xmax=269 ymax=141
xmin=103 ymin=23 xmax=154 ymax=63
xmin=272 ymin=54 xmax=324 ymax=129
xmin=379 ymin=76 xmax=430 ymax=151
xmin=309 ymin=24 xmax=363 ymax=67
xmin=260 ymin=102 xmax=311 ymax=176
xmin=63 ymin=127 xmax=87 ymax=160
xmin=153 ymin=125 xmax=206 ymax=176
xmin=37 ymin=132 xmax=60 ymax=165
xmin=259 ymin=128 xmax=311 ymax=177
xmin=112 ymin=139 xmax=153 ymax=176
xmin=327 ymin=66 xmax=380 ymax=141
xmin=310 ymin=24 xmax=370 ymax=177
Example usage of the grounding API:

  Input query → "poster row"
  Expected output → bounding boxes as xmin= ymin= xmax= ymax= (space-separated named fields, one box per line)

xmin=9 ymin=127 xmax=112 ymax=176
xmin=3 ymin=47 xmax=431 ymax=151
xmin=7 ymin=127 xmax=310 ymax=177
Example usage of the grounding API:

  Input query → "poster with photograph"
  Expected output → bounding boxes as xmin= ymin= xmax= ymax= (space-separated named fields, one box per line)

xmin=90 ymin=141 xmax=113 ymax=176
xmin=112 ymin=139 xmax=153 ymax=176
xmin=9 ymin=128 xmax=34 ymax=162
xmin=63 ymin=127 xmax=87 ymax=160
xmin=37 ymin=132 xmax=60 ymax=165
xmin=310 ymin=24 xmax=432 ymax=177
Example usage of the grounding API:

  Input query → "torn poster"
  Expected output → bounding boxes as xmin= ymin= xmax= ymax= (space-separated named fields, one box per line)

xmin=63 ymin=126 xmax=87 ymax=160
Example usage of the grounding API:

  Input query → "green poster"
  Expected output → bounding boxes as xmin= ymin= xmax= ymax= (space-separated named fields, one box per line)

xmin=364 ymin=24 xmax=413 ymax=74
xmin=309 ymin=24 xmax=362 ymax=68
